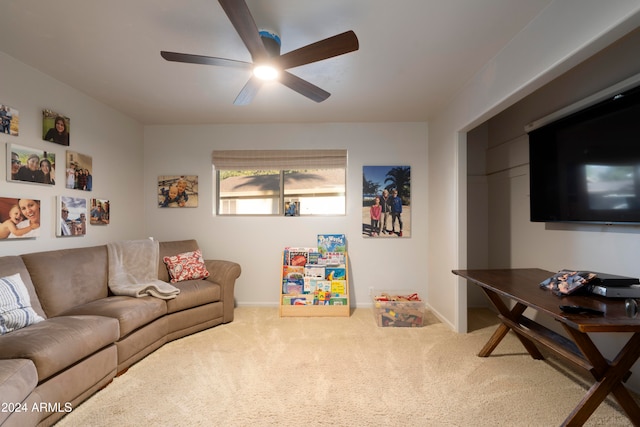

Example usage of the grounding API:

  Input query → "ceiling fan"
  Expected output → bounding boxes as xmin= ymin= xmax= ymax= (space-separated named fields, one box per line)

xmin=160 ymin=0 xmax=359 ymax=105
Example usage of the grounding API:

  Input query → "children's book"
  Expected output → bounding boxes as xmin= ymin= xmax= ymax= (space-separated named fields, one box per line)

xmin=287 ymin=249 xmax=309 ymax=266
xmin=291 ymin=296 xmax=308 ymax=305
xmin=317 ymin=234 xmax=346 ymax=255
xmin=314 ymin=280 xmax=332 ymax=292
xmin=325 ymin=267 xmax=346 ymax=281
xmin=304 ymin=265 xmax=325 ymax=279
xmin=285 ymin=283 xmax=303 ymax=294
xmin=283 ymin=266 xmax=304 ymax=294
xmin=283 ymin=265 xmax=304 ymax=283
xmin=319 ymin=252 xmax=345 ymax=266
xmin=307 ymin=251 xmax=321 ymax=265
xmin=303 ymin=277 xmax=317 ymax=294
xmin=285 ymin=247 xmax=317 ymax=266
xmin=313 ymin=290 xmax=332 ymax=305
xmin=331 ymin=280 xmax=346 ymax=295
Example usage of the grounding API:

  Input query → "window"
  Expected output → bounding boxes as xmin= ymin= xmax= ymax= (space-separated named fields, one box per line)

xmin=213 ymin=150 xmax=347 ymax=216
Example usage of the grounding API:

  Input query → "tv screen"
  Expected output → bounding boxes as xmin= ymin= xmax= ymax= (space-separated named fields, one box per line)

xmin=528 ymin=84 xmax=640 ymax=224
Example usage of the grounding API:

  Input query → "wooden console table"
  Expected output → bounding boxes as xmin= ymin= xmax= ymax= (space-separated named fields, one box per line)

xmin=453 ymin=268 xmax=640 ymax=426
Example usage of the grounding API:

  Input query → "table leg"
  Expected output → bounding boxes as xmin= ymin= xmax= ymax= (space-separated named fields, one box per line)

xmin=479 ymin=288 xmax=544 ymax=360
xmin=561 ymin=328 xmax=640 ymax=426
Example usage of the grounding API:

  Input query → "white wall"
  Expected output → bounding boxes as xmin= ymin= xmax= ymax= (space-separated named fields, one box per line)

xmin=143 ymin=123 xmax=428 ymax=307
xmin=427 ymin=0 xmax=640 ymax=332
xmin=0 ymin=52 xmax=145 ymax=257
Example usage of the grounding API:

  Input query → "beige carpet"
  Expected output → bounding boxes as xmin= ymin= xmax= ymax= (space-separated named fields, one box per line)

xmin=55 ymin=307 xmax=634 ymax=426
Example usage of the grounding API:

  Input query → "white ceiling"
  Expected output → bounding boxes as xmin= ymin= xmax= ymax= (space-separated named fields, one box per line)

xmin=0 ymin=0 xmax=552 ymax=125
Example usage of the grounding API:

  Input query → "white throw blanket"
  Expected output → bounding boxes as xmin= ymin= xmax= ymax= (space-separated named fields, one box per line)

xmin=107 ymin=239 xmax=180 ymax=300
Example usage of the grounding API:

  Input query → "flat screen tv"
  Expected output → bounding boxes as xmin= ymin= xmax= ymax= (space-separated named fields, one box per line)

xmin=528 ymin=84 xmax=640 ymax=224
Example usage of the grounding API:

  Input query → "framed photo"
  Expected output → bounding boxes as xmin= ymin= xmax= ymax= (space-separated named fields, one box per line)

xmin=42 ymin=109 xmax=70 ymax=146
xmin=65 ymin=150 xmax=93 ymax=191
xmin=90 ymin=198 xmax=110 ymax=225
xmin=284 ymin=199 xmax=300 ymax=216
xmin=1 ymin=104 xmax=19 ymax=136
xmin=57 ymin=196 xmax=87 ymax=237
xmin=0 ymin=196 xmax=41 ymax=239
xmin=362 ymin=165 xmax=411 ymax=238
xmin=7 ymin=143 xmax=56 ymax=186
xmin=157 ymin=175 xmax=198 ymax=208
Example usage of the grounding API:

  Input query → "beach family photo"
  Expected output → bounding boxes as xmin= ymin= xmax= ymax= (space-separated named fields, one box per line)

xmin=362 ymin=165 xmax=411 ymax=238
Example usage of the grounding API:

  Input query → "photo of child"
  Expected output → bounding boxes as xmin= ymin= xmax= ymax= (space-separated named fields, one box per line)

xmin=0 ymin=197 xmax=41 ymax=239
xmin=161 ymin=185 xmax=180 ymax=207
xmin=158 ymin=175 xmax=198 ymax=208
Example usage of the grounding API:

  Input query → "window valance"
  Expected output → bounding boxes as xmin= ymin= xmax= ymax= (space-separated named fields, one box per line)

xmin=212 ymin=149 xmax=347 ymax=171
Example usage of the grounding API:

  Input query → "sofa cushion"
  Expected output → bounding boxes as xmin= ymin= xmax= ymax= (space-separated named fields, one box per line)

xmin=165 ymin=279 xmax=221 ymax=314
xmin=0 ymin=273 xmax=45 ymax=334
xmin=0 ymin=256 xmax=46 ymax=319
xmin=158 ymin=240 xmax=200 ymax=283
xmin=21 ymin=245 xmax=109 ymax=317
xmin=0 ymin=315 xmax=119 ymax=382
xmin=163 ymin=249 xmax=210 ymax=283
xmin=0 ymin=359 xmax=37 ymax=409
xmin=59 ymin=296 xmax=167 ymax=338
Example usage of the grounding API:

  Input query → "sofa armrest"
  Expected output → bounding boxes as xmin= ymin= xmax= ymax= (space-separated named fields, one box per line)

xmin=204 ymin=260 xmax=241 ymax=323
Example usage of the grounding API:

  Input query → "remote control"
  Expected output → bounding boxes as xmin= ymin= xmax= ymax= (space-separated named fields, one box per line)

xmin=559 ymin=305 xmax=604 ymax=315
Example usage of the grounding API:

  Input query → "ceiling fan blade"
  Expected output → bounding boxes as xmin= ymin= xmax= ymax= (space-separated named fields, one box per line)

xmin=277 ymin=30 xmax=359 ymax=70
xmin=161 ymin=51 xmax=252 ymax=70
xmin=279 ymin=72 xmax=330 ymax=103
xmin=234 ymin=76 xmax=263 ymax=105
xmin=218 ymin=0 xmax=269 ymax=63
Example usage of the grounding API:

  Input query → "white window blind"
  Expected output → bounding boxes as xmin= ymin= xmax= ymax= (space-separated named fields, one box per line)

xmin=212 ymin=149 xmax=347 ymax=170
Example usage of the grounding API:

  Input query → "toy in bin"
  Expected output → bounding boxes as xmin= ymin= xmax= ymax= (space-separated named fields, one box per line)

xmin=373 ymin=292 xmax=424 ymax=327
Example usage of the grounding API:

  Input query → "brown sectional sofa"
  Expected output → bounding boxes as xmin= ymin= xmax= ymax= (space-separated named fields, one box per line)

xmin=0 ymin=239 xmax=241 ymax=427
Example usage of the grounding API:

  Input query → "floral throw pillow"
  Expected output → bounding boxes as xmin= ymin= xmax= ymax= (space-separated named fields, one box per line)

xmin=163 ymin=249 xmax=210 ymax=283
xmin=0 ymin=273 xmax=45 ymax=335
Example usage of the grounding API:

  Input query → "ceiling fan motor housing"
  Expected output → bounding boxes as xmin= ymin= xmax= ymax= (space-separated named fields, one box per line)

xmin=259 ymin=30 xmax=281 ymax=57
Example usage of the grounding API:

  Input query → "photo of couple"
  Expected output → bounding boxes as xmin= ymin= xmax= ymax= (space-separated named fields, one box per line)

xmin=90 ymin=198 xmax=110 ymax=225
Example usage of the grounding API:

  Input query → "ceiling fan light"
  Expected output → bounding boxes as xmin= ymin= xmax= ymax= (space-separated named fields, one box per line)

xmin=253 ymin=65 xmax=279 ymax=80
